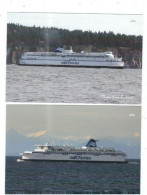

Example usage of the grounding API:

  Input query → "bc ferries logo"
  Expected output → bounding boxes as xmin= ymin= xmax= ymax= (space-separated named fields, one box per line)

xmin=61 ymin=61 xmax=79 ymax=65
xmin=70 ymin=156 xmax=91 ymax=160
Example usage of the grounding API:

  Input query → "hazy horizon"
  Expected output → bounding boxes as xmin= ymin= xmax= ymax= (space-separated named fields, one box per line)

xmin=7 ymin=13 xmax=143 ymax=36
xmin=6 ymin=105 xmax=141 ymax=139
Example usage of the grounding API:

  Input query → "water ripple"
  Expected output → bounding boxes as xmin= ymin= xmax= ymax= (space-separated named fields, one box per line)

xmin=6 ymin=157 xmax=140 ymax=194
xmin=6 ymin=65 xmax=141 ymax=104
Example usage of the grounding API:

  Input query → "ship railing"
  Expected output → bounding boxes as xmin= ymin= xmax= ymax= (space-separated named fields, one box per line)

xmin=22 ymin=52 xmax=120 ymax=59
xmin=24 ymin=151 xmax=32 ymax=154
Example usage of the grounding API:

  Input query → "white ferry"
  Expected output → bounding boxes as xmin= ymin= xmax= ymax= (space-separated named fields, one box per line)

xmin=19 ymin=47 xmax=124 ymax=68
xmin=18 ymin=139 xmax=127 ymax=163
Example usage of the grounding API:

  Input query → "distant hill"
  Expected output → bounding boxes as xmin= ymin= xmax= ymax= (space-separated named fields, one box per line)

xmin=6 ymin=129 xmax=140 ymax=159
xmin=7 ymin=23 xmax=142 ymax=68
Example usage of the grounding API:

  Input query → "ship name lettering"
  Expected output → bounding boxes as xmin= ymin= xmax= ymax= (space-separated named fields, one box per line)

xmin=61 ymin=61 xmax=79 ymax=65
xmin=70 ymin=156 xmax=91 ymax=160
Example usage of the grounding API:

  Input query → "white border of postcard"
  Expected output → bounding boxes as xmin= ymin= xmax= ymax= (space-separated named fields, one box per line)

xmin=0 ymin=0 xmax=147 ymax=194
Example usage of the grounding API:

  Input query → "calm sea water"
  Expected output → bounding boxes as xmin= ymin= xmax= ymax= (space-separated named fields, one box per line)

xmin=6 ymin=157 xmax=140 ymax=194
xmin=6 ymin=64 xmax=141 ymax=104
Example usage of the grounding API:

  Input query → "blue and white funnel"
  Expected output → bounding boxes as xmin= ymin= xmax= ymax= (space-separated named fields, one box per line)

xmin=55 ymin=47 xmax=63 ymax=53
xmin=86 ymin=139 xmax=98 ymax=147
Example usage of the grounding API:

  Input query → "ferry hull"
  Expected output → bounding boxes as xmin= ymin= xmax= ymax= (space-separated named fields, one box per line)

xmin=22 ymin=153 xmax=126 ymax=163
xmin=19 ymin=59 xmax=124 ymax=68
xmin=18 ymin=63 xmax=124 ymax=69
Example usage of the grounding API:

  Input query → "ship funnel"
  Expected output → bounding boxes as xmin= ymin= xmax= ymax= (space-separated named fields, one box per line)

xmin=55 ymin=46 xmax=63 ymax=53
xmin=86 ymin=139 xmax=98 ymax=147
xmin=69 ymin=46 xmax=72 ymax=50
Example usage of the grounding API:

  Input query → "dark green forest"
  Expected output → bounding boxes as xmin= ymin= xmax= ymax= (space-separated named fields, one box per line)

xmin=7 ymin=23 xmax=142 ymax=68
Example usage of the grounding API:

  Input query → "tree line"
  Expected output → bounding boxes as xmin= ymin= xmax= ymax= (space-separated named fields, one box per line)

xmin=7 ymin=23 xmax=142 ymax=51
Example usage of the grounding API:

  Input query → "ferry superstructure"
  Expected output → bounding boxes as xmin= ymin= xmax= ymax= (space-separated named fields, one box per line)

xmin=19 ymin=47 xmax=124 ymax=68
xmin=19 ymin=139 xmax=127 ymax=163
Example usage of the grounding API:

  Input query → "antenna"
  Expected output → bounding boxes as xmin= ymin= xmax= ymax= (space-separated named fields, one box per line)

xmin=46 ymin=138 xmax=52 ymax=146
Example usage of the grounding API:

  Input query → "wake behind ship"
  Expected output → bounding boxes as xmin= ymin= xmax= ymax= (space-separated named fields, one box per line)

xmin=18 ymin=139 xmax=127 ymax=163
xmin=19 ymin=47 xmax=124 ymax=68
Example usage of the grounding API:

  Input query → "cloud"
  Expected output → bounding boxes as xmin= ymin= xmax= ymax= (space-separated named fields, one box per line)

xmin=130 ymin=20 xmax=136 ymax=23
xmin=134 ymin=132 xmax=140 ymax=137
xmin=61 ymin=136 xmax=82 ymax=141
xmin=84 ymin=135 xmax=92 ymax=140
xmin=57 ymin=135 xmax=93 ymax=141
xmin=27 ymin=130 xmax=47 ymax=138
xmin=63 ymin=136 xmax=75 ymax=140
xmin=129 ymin=113 xmax=136 ymax=117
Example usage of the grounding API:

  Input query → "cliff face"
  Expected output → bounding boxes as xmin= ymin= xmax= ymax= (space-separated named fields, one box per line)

xmin=115 ymin=48 xmax=142 ymax=68
xmin=7 ymin=44 xmax=142 ymax=68
xmin=109 ymin=47 xmax=142 ymax=68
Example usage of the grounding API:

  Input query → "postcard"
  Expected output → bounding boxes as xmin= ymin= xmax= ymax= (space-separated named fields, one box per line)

xmin=6 ymin=12 xmax=143 ymax=104
xmin=0 ymin=0 xmax=147 ymax=195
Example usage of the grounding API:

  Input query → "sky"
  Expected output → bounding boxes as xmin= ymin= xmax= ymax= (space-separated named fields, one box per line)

xmin=7 ymin=13 xmax=143 ymax=36
xmin=6 ymin=105 xmax=141 ymax=141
